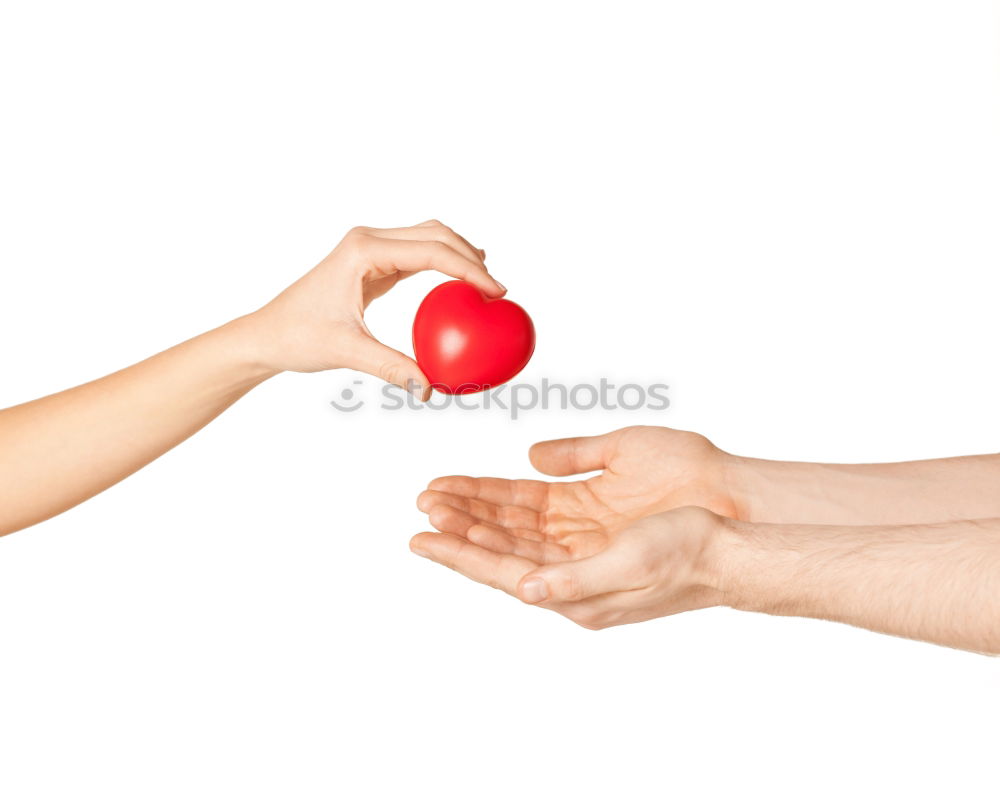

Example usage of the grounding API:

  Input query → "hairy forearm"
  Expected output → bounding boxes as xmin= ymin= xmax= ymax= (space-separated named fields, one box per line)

xmin=0 ymin=315 xmax=276 ymax=535
xmin=719 ymin=516 xmax=1000 ymax=653
xmin=727 ymin=454 xmax=1000 ymax=525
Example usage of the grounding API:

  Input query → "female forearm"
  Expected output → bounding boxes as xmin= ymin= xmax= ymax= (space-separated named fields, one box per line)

xmin=728 ymin=454 xmax=1000 ymax=525
xmin=721 ymin=516 xmax=1000 ymax=653
xmin=0 ymin=316 xmax=275 ymax=535
xmin=0 ymin=221 xmax=500 ymax=537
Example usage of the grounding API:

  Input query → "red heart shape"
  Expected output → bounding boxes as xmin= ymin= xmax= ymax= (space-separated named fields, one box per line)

xmin=412 ymin=280 xmax=536 ymax=395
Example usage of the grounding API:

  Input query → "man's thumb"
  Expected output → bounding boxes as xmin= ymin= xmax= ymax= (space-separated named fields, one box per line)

xmin=516 ymin=549 xmax=633 ymax=604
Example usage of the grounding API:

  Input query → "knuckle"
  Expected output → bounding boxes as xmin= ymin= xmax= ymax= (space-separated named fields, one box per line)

xmin=551 ymin=571 xmax=582 ymax=601
xmin=376 ymin=361 xmax=404 ymax=386
xmin=630 ymin=556 xmax=658 ymax=585
xmin=340 ymin=228 xmax=369 ymax=256
xmin=425 ymin=240 xmax=453 ymax=263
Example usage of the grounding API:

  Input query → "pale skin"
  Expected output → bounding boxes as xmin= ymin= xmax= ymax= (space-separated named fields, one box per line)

xmin=6 ymin=240 xmax=999 ymax=653
xmin=0 ymin=220 xmax=504 ymax=536
xmin=412 ymin=426 xmax=1000 ymax=653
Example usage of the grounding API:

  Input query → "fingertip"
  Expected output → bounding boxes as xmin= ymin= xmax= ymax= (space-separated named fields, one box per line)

xmin=416 ymin=490 xmax=433 ymax=512
xmin=428 ymin=505 xmax=451 ymax=530
xmin=527 ymin=441 xmax=545 ymax=463
xmin=518 ymin=575 xmax=550 ymax=604
xmin=409 ymin=534 xmax=434 ymax=559
xmin=528 ymin=440 xmax=560 ymax=475
xmin=470 ymin=270 xmax=506 ymax=298
xmin=400 ymin=377 xmax=430 ymax=402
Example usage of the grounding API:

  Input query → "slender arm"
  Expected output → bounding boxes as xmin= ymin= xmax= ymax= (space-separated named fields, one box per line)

xmin=0 ymin=318 xmax=274 ymax=535
xmin=0 ymin=221 xmax=502 ymax=536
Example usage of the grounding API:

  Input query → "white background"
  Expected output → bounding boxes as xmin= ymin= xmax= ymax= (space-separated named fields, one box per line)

xmin=1 ymin=1 xmax=998 ymax=796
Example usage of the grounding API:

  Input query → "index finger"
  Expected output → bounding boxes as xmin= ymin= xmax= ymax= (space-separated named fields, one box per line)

xmin=365 ymin=237 xmax=505 ymax=297
xmin=362 ymin=220 xmax=486 ymax=268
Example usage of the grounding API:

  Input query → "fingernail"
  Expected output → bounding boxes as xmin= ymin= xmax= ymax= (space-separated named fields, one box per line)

xmin=412 ymin=548 xmax=431 ymax=559
xmin=407 ymin=380 xmax=427 ymax=401
xmin=479 ymin=248 xmax=487 ymax=260
xmin=520 ymin=578 xmax=548 ymax=603
xmin=494 ymin=280 xmax=507 ymax=294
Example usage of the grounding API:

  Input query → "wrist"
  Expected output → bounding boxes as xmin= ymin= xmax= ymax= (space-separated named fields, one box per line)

xmin=713 ymin=517 xmax=815 ymax=617
xmin=720 ymin=454 xmax=764 ymax=522
xmin=711 ymin=515 xmax=774 ymax=613
xmin=215 ymin=314 xmax=285 ymax=383
xmin=687 ymin=509 xmax=752 ymax=609
xmin=723 ymin=455 xmax=835 ymax=524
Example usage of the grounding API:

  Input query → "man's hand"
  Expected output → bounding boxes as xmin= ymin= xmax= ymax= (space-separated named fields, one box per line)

xmin=414 ymin=489 xmax=1000 ymax=652
xmin=411 ymin=506 xmax=728 ymax=629
xmin=244 ymin=220 xmax=504 ymax=396
xmin=419 ymin=423 xmax=1000 ymax=533
xmin=416 ymin=426 xmax=741 ymax=567
xmin=413 ymin=425 xmax=1000 ymax=650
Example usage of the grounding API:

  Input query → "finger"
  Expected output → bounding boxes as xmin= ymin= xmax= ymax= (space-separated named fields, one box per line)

xmin=420 ymin=492 xmax=546 ymax=541
xmin=465 ymin=523 xmax=571 ymax=564
xmin=426 ymin=503 xmax=484 ymax=537
xmin=365 ymin=237 xmax=504 ymax=297
xmin=427 ymin=506 xmax=566 ymax=563
xmin=409 ymin=532 xmax=536 ymax=595
xmin=417 ymin=489 xmax=542 ymax=533
xmin=427 ymin=475 xmax=549 ymax=512
xmin=341 ymin=335 xmax=430 ymax=399
xmin=516 ymin=546 xmax=639 ymax=604
xmin=454 ymin=232 xmax=486 ymax=264
xmin=529 ymin=430 xmax=623 ymax=476
xmin=365 ymin=221 xmax=485 ymax=268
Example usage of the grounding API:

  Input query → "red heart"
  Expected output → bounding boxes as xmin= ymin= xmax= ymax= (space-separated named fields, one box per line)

xmin=412 ymin=280 xmax=536 ymax=395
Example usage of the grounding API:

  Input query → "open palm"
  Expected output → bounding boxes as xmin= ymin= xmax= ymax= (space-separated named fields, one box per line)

xmin=415 ymin=425 xmax=740 ymax=566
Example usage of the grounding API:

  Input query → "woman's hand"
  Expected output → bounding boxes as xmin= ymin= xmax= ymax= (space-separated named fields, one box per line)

xmin=411 ymin=506 xmax=728 ymax=629
xmin=243 ymin=220 xmax=505 ymax=397
xmin=0 ymin=219 xmax=501 ymax=535
xmin=416 ymin=426 xmax=742 ymax=567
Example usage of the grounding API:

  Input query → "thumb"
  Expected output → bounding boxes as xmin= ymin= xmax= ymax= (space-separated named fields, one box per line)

xmin=528 ymin=430 xmax=622 ymax=476
xmin=345 ymin=336 xmax=430 ymax=400
xmin=516 ymin=547 xmax=636 ymax=604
